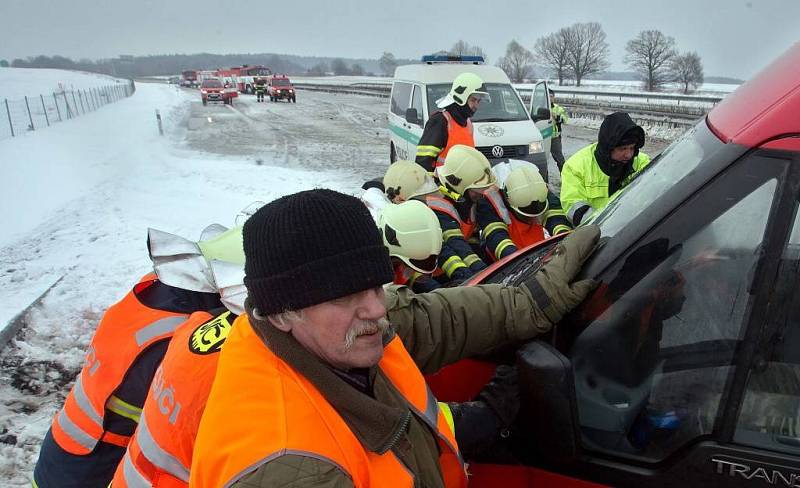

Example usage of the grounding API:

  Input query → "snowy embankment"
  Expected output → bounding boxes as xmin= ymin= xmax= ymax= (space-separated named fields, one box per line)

xmin=0 ymin=68 xmax=125 ymax=100
xmin=0 ymin=71 xmax=359 ymax=486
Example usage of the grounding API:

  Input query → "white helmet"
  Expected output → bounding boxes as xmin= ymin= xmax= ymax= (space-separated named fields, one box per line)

xmin=379 ymin=200 xmax=442 ymax=274
xmin=438 ymin=145 xmax=496 ymax=196
xmin=503 ymin=165 xmax=549 ymax=217
xmin=437 ymin=72 xmax=490 ymax=108
xmin=383 ymin=160 xmax=438 ymax=202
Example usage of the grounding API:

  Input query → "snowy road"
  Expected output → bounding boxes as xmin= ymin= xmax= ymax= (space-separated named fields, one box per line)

xmin=0 ymin=82 xmax=671 ymax=486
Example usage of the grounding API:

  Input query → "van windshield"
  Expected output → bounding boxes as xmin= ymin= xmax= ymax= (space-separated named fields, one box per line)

xmin=589 ymin=123 xmax=719 ymax=237
xmin=427 ymin=83 xmax=529 ymax=122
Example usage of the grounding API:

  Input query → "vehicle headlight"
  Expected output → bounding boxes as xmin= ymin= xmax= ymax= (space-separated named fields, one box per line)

xmin=528 ymin=141 xmax=544 ymax=154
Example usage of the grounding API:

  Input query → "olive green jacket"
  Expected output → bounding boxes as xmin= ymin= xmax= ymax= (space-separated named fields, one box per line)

xmin=230 ymin=283 xmax=552 ymax=488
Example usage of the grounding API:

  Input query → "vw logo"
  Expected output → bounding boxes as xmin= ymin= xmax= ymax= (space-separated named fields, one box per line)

xmin=478 ymin=124 xmax=504 ymax=138
xmin=491 ymin=145 xmax=504 ymax=158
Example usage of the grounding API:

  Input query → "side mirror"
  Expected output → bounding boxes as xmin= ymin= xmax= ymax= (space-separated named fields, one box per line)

xmin=405 ymin=108 xmax=421 ymax=125
xmin=532 ymin=107 xmax=551 ymax=122
xmin=516 ymin=340 xmax=581 ymax=462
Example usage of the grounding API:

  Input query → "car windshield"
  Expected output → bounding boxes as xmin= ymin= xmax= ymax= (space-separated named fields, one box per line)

xmin=588 ymin=124 xmax=713 ymax=238
xmin=426 ymin=83 xmax=529 ymax=122
xmin=202 ymin=80 xmax=223 ymax=88
xmin=272 ymin=79 xmax=291 ymax=86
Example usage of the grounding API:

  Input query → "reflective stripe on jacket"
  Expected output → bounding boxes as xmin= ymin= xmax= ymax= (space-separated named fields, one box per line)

xmin=560 ymin=142 xmax=650 ymax=224
xmin=51 ymin=274 xmax=189 ymax=456
xmin=190 ymin=316 xmax=467 ymax=488
xmin=112 ymin=310 xmax=236 ymax=488
xmin=435 ymin=111 xmax=475 ymax=169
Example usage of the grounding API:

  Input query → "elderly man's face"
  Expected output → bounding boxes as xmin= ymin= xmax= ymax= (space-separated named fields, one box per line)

xmin=283 ymin=287 xmax=389 ymax=370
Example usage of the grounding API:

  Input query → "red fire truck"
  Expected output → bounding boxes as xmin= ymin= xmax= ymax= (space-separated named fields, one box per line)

xmin=180 ymin=70 xmax=198 ymax=88
xmin=232 ymin=65 xmax=272 ymax=94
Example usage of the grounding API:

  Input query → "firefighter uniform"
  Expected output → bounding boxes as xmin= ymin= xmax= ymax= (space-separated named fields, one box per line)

xmin=476 ymin=186 xmax=518 ymax=262
xmin=507 ymin=193 xmax=572 ymax=249
xmin=110 ymin=309 xmax=236 ymax=488
xmin=32 ymin=275 xmax=221 ymax=488
xmin=424 ymin=193 xmax=486 ymax=281
xmin=254 ymin=79 xmax=267 ymax=102
xmin=416 ymin=107 xmax=475 ymax=173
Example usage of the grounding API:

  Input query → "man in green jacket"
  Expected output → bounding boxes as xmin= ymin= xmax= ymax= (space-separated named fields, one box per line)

xmin=549 ymin=89 xmax=569 ymax=171
xmin=560 ymin=111 xmax=651 ymax=226
xmin=190 ymin=189 xmax=599 ymax=488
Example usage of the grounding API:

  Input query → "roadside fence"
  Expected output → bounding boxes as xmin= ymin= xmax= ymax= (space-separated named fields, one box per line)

xmin=1 ymin=79 xmax=136 ymax=141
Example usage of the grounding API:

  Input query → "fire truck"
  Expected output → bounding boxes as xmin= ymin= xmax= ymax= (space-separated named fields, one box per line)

xmin=180 ymin=70 xmax=198 ymax=88
xmin=232 ymin=65 xmax=272 ymax=94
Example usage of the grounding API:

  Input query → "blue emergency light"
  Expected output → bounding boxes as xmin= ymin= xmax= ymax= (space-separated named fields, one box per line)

xmin=421 ymin=55 xmax=485 ymax=65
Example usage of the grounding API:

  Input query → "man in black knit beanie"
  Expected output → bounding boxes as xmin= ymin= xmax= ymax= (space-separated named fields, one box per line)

xmin=191 ymin=188 xmax=600 ymax=488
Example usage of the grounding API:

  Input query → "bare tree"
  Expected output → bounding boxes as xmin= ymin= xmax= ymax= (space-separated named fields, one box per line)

xmin=534 ymin=28 xmax=571 ymax=85
xmin=624 ymin=30 xmax=677 ymax=91
xmin=498 ymin=40 xmax=534 ymax=83
xmin=563 ymin=22 xmax=610 ymax=87
xmin=379 ymin=52 xmax=398 ymax=76
xmin=449 ymin=40 xmax=487 ymax=61
xmin=670 ymin=51 xmax=704 ymax=94
xmin=307 ymin=62 xmax=329 ymax=76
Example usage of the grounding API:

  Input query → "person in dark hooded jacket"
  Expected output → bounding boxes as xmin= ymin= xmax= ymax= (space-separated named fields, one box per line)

xmin=560 ymin=112 xmax=651 ymax=225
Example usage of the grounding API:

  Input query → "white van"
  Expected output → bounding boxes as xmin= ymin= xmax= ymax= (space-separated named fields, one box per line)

xmin=388 ymin=55 xmax=554 ymax=180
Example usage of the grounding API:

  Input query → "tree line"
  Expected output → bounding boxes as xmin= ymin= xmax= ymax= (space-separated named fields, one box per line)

xmin=488 ymin=25 xmax=706 ymax=93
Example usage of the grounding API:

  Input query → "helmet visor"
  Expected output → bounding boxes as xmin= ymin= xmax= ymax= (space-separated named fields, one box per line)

xmin=408 ymin=254 xmax=439 ymax=274
xmin=516 ymin=199 xmax=549 ymax=218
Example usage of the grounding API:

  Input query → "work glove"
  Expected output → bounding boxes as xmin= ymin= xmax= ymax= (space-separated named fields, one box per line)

xmin=524 ymin=225 xmax=599 ymax=325
xmin=448 ymin=365 xmax=520 ymax=463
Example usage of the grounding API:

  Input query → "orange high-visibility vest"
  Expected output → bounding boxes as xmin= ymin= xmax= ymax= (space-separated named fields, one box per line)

xmin=508 ymin=213 xmax=547 ymax=249
xmin=190 ymin=316 xmax=467 ymax=488
xmin=482 ymin=186 xmax=512 ymax=225
xmin=425 ymin=194 xmax=476 ymax=239
xmin=111 ymin=310 xmax=235 ymax=488
xmin=51 ymin=274 xmax=190 ymax=455
xmin=435 ymin=111 xmax=475 ymax=169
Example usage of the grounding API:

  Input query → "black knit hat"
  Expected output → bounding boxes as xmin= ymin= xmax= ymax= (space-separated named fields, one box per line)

xmin=243 ymin=189 xmax=393 ymax=315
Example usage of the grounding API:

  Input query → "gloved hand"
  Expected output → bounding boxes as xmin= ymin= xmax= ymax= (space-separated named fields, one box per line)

xmin=525 ymin=225 xmax=599 ymax=325
xmin=447 ymin=365 xmax=520 ymax=463
xmin=477 ymin=365 xmax=519 ymax=431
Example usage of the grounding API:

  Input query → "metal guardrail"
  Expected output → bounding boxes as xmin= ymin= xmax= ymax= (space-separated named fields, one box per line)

xmin=293 ymin=81 xmax=706 ymax=127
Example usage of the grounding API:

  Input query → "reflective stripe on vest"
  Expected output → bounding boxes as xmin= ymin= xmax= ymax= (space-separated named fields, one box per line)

xmin=434 ymin=111 xmax=475 ymax=168
xmin=111 ymin=311 xmax=233 ymax=488
xmin=483 ymin=186 xmax=512 ymax=225
xmin=135 ymin=411 xmax=190 ymax=482
xmin=121 ymin=450 xmax=151 ymax=488
xmin=189 ymin=317 xmax=467 ymax=488
xmin=426 ymin=195 xmax=476 ymax=239
xmin=50 ymin=273 xmax=189 ymax=455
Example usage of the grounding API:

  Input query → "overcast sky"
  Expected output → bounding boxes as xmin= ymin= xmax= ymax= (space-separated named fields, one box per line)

xmin=2 ymin=0 xmax=797 ymax=79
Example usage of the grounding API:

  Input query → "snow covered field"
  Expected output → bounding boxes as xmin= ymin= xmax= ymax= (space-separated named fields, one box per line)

xmin=0 ymin=68 xmax=125 ymax=100
xmin=0 ymin=68 xmax=673 ymax=486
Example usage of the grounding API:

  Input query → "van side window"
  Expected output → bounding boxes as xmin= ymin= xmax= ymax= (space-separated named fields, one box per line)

xmin=391 ymin=82 xmax=413 ymax=117
xmin=569 ymin=156 xmax=782 ymax=462
xmin=410 ymin=86 xmax=424 ymax=126
xmin=734 ymin=201 xmax=800 ymax=455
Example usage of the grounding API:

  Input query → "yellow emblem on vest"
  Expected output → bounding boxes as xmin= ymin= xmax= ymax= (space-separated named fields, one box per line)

xmin=189 ymin=311 xmax=233 ymax=355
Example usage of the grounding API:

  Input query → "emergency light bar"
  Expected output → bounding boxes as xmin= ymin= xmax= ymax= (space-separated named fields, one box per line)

xmin=421 ymin=55 xmax=485 ymax=65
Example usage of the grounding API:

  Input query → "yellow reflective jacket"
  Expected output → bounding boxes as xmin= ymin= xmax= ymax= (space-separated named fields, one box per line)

xmin=560 ymin=143 xmax=650 ymax=224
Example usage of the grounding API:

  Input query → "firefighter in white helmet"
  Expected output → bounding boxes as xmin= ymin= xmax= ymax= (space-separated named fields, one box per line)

xmin=384 ymin=160 xmax=486 ymax=284
xmin=496 ymin=162 xmax=572 ymax=249
xmin=439 ymin=145 xmax=518 ymax=263
xmin=415 ymin=73 xmax=490 ymax=173
xmin=379 ymin=200 xmax=443 ymax=293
